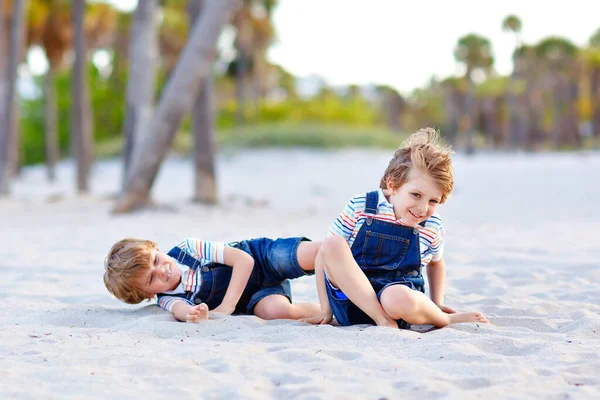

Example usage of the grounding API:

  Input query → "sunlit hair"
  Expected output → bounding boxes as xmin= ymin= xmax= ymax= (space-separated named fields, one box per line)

xmin=103 ymin=238 xmax=158 ymax=304
xmin=379 ymin=127 xmax=454 ymax=203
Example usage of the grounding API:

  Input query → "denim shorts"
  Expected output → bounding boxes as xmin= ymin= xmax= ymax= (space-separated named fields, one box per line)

xmin=324 ymin=274 xmax=412 ymax=329
xmin=232 ymin=237 xmax=313 ymax=314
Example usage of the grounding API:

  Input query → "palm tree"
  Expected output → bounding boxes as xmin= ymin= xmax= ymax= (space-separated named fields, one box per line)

xmin=231 ymin=1 xmax=253 ymax=124
xmin=0 ymin=0 xmax=29 ymax=195
xmin=37 ymin=0 xmax=72 ymax=181
xmin=71 ymin=0 xmax=93 ymax=193
xmin=534 ymin=37 xmax=580 ymax=148
xmin=188 ymin=0 xmax=217 ymax=204
xmin=502 ymin=15 xmax=522 ymax=49
xmin=454 ymin=33 xmax=494 ymax=153
xmin=249 ymin=4 xmax=275 ymax=103
xmin=122 ymin=0 xmax=159 ymax=184
xmin=113 ymin=0 xmax=238 ymax=213
xmin=502 ymin=14 xmax=524 ymax=148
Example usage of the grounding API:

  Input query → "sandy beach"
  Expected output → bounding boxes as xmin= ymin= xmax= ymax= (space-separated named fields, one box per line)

xmin=1 ymin=148 xmax=599 ymax=399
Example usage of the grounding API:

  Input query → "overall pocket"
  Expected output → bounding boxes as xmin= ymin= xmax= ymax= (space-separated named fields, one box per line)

xmin=360 ymin=231 xmax=410 ymax=270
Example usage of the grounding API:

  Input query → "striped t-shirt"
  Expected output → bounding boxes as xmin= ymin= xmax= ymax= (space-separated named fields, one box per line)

xmin=328 ymin=189 xmax=444 ymax=268
xmin=156 ymin=238 xmax=227 ymax=312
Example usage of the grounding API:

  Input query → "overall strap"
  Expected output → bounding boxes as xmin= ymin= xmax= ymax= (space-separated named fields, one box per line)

xmin=167 ymin=246 xmax=203 ymax=270
xmin=364 ymin=190 xmax=379 ymax=226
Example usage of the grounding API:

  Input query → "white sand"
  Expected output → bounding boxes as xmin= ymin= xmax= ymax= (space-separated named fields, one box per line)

xmin=1 ymin=148 xmax=599 ymax=399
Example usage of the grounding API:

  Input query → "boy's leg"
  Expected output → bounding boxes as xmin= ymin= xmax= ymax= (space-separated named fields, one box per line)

xmin=379 ymin=285 xmax=488 ymax=328
xmin=253 ymin=294 xmax=321 ymax=320
xmin=320 ymin=236 xmax=397 ymax=328
xmin=295 ymin=240 xmax=321 ymax=272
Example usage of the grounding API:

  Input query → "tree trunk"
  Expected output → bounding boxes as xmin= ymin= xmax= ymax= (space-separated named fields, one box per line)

xmin=45 ymin=67 xmax=59 ymax=181
xmin=464 ymin=80 xmax=476 ymax=155
xmin=71 ymin=0 xmax=94 ymax=193
xmin=591 ymin=67 xmax=600 ymax=137
xmin=188 ymin=0 xmax=217 ymax=204
xmin=0 ymin=0 xmax=29 ymax=195
xmin=122 ymin=0 xmax=159 ymax=186
xmin=0 ymin=0 xmax=8 ymax=195
xmin=235 ymin=45 xmax=247 ymax=125
xmin=113 ymin=0 xmax=238 ymax=213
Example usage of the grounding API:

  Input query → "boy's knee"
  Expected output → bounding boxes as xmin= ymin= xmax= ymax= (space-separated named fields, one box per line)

xmin=322 ymin=235 xmax=348 ymax=256
xmin=380 ymin=285 xmax=417 ymax=317
xmin=254 ymin=297 xmax=293 ymax=320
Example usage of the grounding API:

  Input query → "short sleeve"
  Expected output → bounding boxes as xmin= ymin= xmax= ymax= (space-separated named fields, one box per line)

xmin=157 ymin=295 xmax=193 ymax=313
xmin=429 ymin=217 xmax=444 ymax=261
xmin=326 ymin=194 xmax=365 ymax=243
xmin=176 ymin=238 xmax=226 ymax=263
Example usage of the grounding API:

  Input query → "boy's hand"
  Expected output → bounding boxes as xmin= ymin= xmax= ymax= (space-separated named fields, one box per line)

xmin=437 ymin=304 xmax=457 ymax=314
xmin=300 ymin=312 xmax=333 ymax=325
xmin=185 ymin=303 xmax=210 ymax=323
xmin=212 ymin=302 xmax=236 ymax=315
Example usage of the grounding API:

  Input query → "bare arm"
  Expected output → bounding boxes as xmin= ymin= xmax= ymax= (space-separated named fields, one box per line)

xmin=212 ymin=247 xmax=255 ymax=314
xmin=300 ymin=251 xmax=332 ymax=324
xmin=427 ymin=257 xmax=456 ymax=313
xmin=315 ymin=250 xmax=333 ymax=322
xmin=171 ymin=301 xmax=209 ymax=322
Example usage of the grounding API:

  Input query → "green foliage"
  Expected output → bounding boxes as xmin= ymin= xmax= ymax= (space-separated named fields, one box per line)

xmin=216 ymin=96 xmax=381 ymax=128
xmin=20 ymin=64 xmax=126 ymax=165
xmin=454 ymin=33 xmax=494 ymax=78
xmin=476 ymin=76 xmax=509 ymax=96
xmin=217 ymin=123 xmax=403 ymax=149
xmin=534 ymin=37 xmax=578 ymax=66
xmin=502 ymin=15 xmax=522 ymax=33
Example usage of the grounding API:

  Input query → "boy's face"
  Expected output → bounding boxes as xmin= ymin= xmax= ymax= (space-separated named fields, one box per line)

xmin=387 ymin=168 xmax=443 ymax=227
xmin=135 ymin=250 xmax=182 ymax=297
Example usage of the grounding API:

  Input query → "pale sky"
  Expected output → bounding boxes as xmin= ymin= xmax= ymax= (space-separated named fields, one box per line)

xmin=268 ymin=0 xmax=600 ymax=95
xmin=51 ymin=0 xmax=600 ymax=96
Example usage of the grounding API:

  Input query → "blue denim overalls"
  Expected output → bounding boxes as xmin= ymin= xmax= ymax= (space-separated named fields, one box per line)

xmin=326 ymin=190 xmax=425 ymax=328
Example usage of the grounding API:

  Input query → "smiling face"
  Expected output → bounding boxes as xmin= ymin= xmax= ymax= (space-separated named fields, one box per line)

xmin=386 ymin=168 xmax=443 ymax=227
xmin=134 ymin=250 xmax=182 ymax=298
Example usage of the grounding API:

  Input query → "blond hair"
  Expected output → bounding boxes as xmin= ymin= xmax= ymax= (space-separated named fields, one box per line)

xmin=103 ymin=238 xmax=158 ymax=304
xmin=380 ymin=127 xmax=454 ymax=203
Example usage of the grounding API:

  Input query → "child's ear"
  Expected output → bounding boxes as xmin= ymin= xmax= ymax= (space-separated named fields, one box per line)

xmin=386 ymin=178 xmax=395 ymax=192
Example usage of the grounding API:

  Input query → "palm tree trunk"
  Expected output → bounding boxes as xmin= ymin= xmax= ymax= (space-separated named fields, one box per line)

xmin=113 ymin=0 xmax=238 ymax=213
xmin=0 ymin=0 xmax=29 ymax=195
xmin=192 ymin=74 xmax=217 ymax=204
xmin=122 ymin=0 xmax=159 ymax=186
xmin=591 ymin=67 xmax=600 ymax=137
xmin=235 ymin=45 xmax=247 ymax=125
xmin=71 ymin=0 xmax=94 ymax=193
xmin=0 ymin=0 xmax=8 ymax=195
xmin=188 ymin=0 xmax=217 ymax=204
xmin=45 ymin=67 xmax=59 ymax=181
xmin=464 ymin=80 xmax=476 ymax=154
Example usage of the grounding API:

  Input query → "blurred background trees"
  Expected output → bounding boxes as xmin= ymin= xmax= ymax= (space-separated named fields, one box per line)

xmin=1 ymin=0 xmax=599 ymax=204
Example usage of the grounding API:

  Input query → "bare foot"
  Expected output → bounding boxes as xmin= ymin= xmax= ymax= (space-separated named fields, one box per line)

xmin=448 ymin=312 xmax=488 ymax=325
xmin=186 ymin=303 xmax=209 ymax=323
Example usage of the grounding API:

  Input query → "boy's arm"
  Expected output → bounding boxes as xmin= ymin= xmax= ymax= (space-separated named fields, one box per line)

xmin=301 ymin=251 xmax=333 ymax=324
xmin=159 ymin=297 xmax=209 ymax=323
xmin=211 ymin=247 xmax=254 ymax=314
xmin=426 ymin=257 xmax=456 ymax=313
xmin=171 ymin=302 xmax=210 ymax=323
